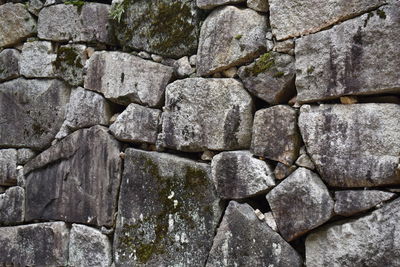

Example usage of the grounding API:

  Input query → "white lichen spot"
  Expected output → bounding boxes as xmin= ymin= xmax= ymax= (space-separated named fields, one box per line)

xmin=168 ymin=191 xmax=175 ymax=199
xmin=168 ymin=214 xmax=174 ymax=232
xmin=173 ymin=199 xmax=178 ymax=208
xmin=272 ymin=243 xmax=282 ymax=256
xmin=180 ymin=232 xmax=189 ymax=244
xmin=139 ymin=213 xmax=144 ymax=221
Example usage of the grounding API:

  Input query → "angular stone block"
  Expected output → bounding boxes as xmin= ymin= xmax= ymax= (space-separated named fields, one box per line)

xmin=247 ymin=0 xmax=269 ymax=12
xmin=55 ymin=44 xmax=88 ymax=86
xmin=0 ymin=149 xmax=17 ymax=186
xmin=197 ymin=0 xmax=245 ymax=9
xmin=17 ymin=148 xmax=36 ymax=165
xmin=20 ymin=41 xmax=57 ymax=78
xmin=0 ymin=186 xmax=24 ymax=224
xmin=0 ymin=49 xmax=20 ymax=82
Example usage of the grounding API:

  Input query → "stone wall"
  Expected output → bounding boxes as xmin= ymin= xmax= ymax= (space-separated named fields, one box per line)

xmin=0 ymin=0 xmax=399 ymax=266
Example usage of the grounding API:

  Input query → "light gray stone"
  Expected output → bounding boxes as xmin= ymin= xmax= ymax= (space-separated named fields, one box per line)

xmin=27 ymin=0 xmax=44 ymax=16
xmin=0 ymin=49 xmax=20 ymax=82
xmin=0 ymin=3 xmax=36 ymax=47
xmin=175 ymin=56 xmax=195 ymax=77
xmin=0 ymin=222 xmax=69 ymax=266
xmin=334 ymin=190 xmax=396 ymax=216
xmin=84 ymin=51 xmax=174 ymax=107
xmin=55 ymin=44 xmax=88 ymax=86
xmin=211 ymin=151 xmax=275 ymax=199
xmin=206 ymin=201 xmax=302 ymax=267
xmin=299 ymin=104 xmax=400 ymax=187
xmin=0 ymin=186 xmax=24 ymax=224
xmin=0 ymin=149 xmax=17 ymax=186
xmin=110 ymin=103 xmax=161 ymax=144
xmin=24 ymin=126 xmax=122 ymax=227
xmin=197 ymin=0 xmax=245 ymax=9
xmin=247 ymin=0 xmax=268 ymax=12
xmin=267 ymin=168 xmax=334 ymax=241
xmin=295 ymin=3 xmax=400 ymax=103
xmin=264 ymin=211 xmax=278 ymax=231
xmin=238 ymin=52 xmax=296 ymax=104
xmin=113 ymin=148 xmax=223 ymax=266
xmin=274 ymin=162 xmax=297 ymax=180
xmin=295 ymin=154 xmax=315 ymax=170
xmin=20 ymin=41 xmax=57 ymax=78
xmin=158 ymin=78 xmax=253 ymax=152
xmin=270 ymin=0 xmax=385 ymax=40
xmin=274 ymin=40 xmax=295 ymax=55
xmin=197 ymin=6 xmax=268 ymax=76
xmin=69 ymin=224 xmax=112 ymax=267
xmin=306 ymin=198 xmax=400 ymax=267
xmin=0 ymin=78 xmax=70 ymax=150
xmin=17 ymin=149 xmax=36 ymax=165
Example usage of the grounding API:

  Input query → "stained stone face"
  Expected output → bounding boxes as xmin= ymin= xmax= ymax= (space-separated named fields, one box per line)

xmin=19 ymin=41 xmax=57 ymax=78
xmin=0 ymin=186 xmax=24 ymax=224
xmin=55 ymin=44 xmax=88 ymax=87
xmin=0 ymin=149 xmax=18 ymax=186
xmin=196 ymin=0 xmax=245 ymax=9
xmin=0 ymin=49 xmax=20 ymax=82
xmin=114 ymin=148 xmax=222 ymax=266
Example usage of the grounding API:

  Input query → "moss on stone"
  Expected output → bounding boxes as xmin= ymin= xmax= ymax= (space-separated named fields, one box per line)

xmin=273 ymin=71 xmax=285 ymax=78
xmin=248 ymin=52 xmax=275 ymax=75
xmin=55 ymin=46 xmax=83 ymax=71
xmin=234 ymin=34 xmax=243 ymax=40
xmin=376 ymin=9 xmax=386 ymax=19
xmin=307 ymin=66 xmax=315 ymax=75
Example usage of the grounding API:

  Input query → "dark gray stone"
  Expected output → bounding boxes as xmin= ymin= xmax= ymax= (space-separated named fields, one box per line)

xmin=0 ymin=49 xmax=20 ymax=82
xmin=0 ymin=186 xmax=24 ymax=225
xmin=197 ymin=0 xmax=245 ymax=9
xmin=0 ymin=149 xmax=17 ymax=186
xmin=55 ymin=44 xmax=88 ymax=86
xmin=274 ymin=162 xmax=297 ymax=180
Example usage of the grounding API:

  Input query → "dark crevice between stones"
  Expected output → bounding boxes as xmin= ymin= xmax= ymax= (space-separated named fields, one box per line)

xmin=289 ymin=234 xmax=306 ymax=263
xmin=237 ymin=193 xmax=270 ymax=213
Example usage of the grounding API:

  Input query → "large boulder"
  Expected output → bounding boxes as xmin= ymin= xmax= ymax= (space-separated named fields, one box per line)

xmin=0 ymin=49 xmax=20 ymax=82
xmin=0 ymin=149 xmax=18 ymax=186
xmin=24 ymin=126 xmax=122 ymax=227
xmin=113 ymin=149 xmax=222 ymax=266
xmin=299 ymin=104 xmax=400 ymax=187
xmin=0 ymin=186 xmax=24 ymax=225
xmin=295 ymin=3 xmax=400 ymax=103
xmin=158 ymin=78 xmax=253 ymax=152
xmin=19 ymin=41 xmax=57 ymax=78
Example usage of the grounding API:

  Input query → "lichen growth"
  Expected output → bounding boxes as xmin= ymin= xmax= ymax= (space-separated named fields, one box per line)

xmin=248 ymin=52 xmax=275 ymax=75
xmin=307 ymin=66 xmax=315 ymax=74
xmin=376 ymin=9 xmax=386 ymax=19
xmin=273 ymin=71 xmax=285 ymax=78
xmin=64 ymin=0 xmax=85 ymax=9
xmin=234 ymin=34 xmax=243 ymax=40
xmin=55 ymin=47 xmax=83 ymax=71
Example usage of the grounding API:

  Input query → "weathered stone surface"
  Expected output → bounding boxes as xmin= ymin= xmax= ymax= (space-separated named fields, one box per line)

xmin=84 ymin=51 xmax=173 ymax=106
xmin=0 ymin=222 xmax=69 ymax=266
xmin=334 ymin=190 xmax=396 ymax=216
xmin=0 ymin=49 xmax=20 ymax=82
xmin=211 ymin=150 xmax=275 ymax=199
xmin=197 ymin=6 xmax=268 ymax=76
xmin=206 ymin=201 xmax=302 ymax=267
xmin=274 ymin=162 xmax=297 ymax=180
xmin=0 ymin=78 xmax=70 ymax=150
xmin=114 ymin=148 xmax=222 ymax=266
xmin=20 ymin=41 xmax=57 ymax=78
xmin=306 ymin=198 xmax=400 ymax=267
xmin=0 ymin=186 xmax=24 ymax=224
xmin=17 ymin=148 xmax=36 ymax=165
xmin=238 ymin=52 xmax=296 ymax=104
xmin=55 ymin=44 xmax=88 ymax=86
xmin=295 ymin=154 xmax=315 ymax=170
xmin=267 ymin=168 xmax=334 ymax=241
xmin=0 ymin=3 xmax=36 ymax=47
xmin=295 ymin=3 xmax=400 ymax=103
xmin=264 ymin=211 xmax=278 ymax=231
xmin=270 ymin=0 xmax=385 ymax=40
xmin=299 ymin=104 xmax=400 ymax=187
xmin=174 ymin=56 xmax=195 ymax=77
xmin=27 ymin=0 xmax=44 ymax=16
xmin=110 ymin=103 xmax=161 ymax=144
xmin=69 ymin=224 xmax=112 ymax=267
xmin=247 ymin=0 xmax=268 ymax=12
xmin=56 ymin=87 xmax=112 ymax=139
xmin=251 ymin=105 xmax=301 ymax=165
xmin=158 ymin=78 xmax=253 ymax=152
xmin=25 ymin=126 xmax=121 ymax=227
xmin=112 ymin=0 xmax=202 ymax=58
xmin=0 ymin=149 xmax=17 ymax=186
xmin=197 ymin=0 xmax=245 ymax=9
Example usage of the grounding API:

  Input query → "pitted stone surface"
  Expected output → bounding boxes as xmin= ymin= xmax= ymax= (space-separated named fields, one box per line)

xmin=0 ymin=149 xmax=18 ymax=186
xmin=20 ymin=41 xmax=57 ymax=78
xmin=55 ymin=44 xmax=88 ymax=86
xmin=0 ymin=49 xmax=20 ymax=82
xmin=0 ymin=186 xmax=24 ymax=224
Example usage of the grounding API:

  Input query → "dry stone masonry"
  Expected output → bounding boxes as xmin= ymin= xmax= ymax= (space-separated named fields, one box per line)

xmin=0 ymin=0 xmax=399 ymax=266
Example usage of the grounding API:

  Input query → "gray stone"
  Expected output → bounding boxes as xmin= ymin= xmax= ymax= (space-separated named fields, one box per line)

xmin=197 ymin=0 xmax=245 ymax=9
xmin=247 ymin=0 xmax=269 ymax=12
xmin=306 ymin=198 xmax=400 ymax=267
xmin=27 ymin=0 xmax=44 ymax=16
xmin=274 ymin=40 xmax=295 ymax=55
xmin=295 ymin=154 xmax=315 ymax=170
xmin=0 ymin=78 xmax=70 ymax=150
xmin=112 ymin=0 xmax=202 ymax=58
xmin=211 ymin=151 xmax=275 ymax=199
xmin=222 ymin=67 xmax=237 ymax=78
xmin=175 ymin=56 xmax=195 ymax=77
xmin=55 ymin=44 xmax=88 ymax=86
xmin=0 ymin=222 xmax=69 ymax=266
xmin=295 ymin=3 xmax=400 ymax=103
xmin=238 ymin=52 xmax=296 ymax=104
xmin=206 ymin=201 xmax=302 ymax=267
xmin=20 ymin=41 xmax=57 ymax=78
xmin=0 ymin=3 xmax=36 ymax=47
xmin=69 ymin=224 xmax=112 ymax=267
xmin=84 ymin=51 xmax=174 ymax=107
xmin=267 ymin=168 xmax=334 ymax=241
xmin=0 ymin=149 xmax=18 ymax=186
xmin=299 ymin=104 xmax=400 ymax=187
xmin=264 ymin=211 xmax=278 ymax=231
xmin=17 ymin=148 xmax=36 ymax=165
xmin=113 ymin=148 xmax=223 ymax=266
xmin=251 ymin=105 xmax=301 ymax=165
xmin=270 ymin=0 xmax=385 ymax=40
xmin=138 ymin=51 xmax=151 ymax=59
xmin=0 ymin=49 xmax=20 ymax=82
xmin=274 ymin=162 xmax=297 ymax=180
xmin=24 ymin=126 xmax=122 ymax=227
xmin=158 ymin=78 xmax=253 ymax=152
xmin=110 ymin=103 xmax=161 ymax=144
xmin=334 ymin=190 xmax=396 ymax=216
xmin=0 ymin=186 xmax=24 ymax=225
xmin=197 ymin=6 xmax=268 ymax=76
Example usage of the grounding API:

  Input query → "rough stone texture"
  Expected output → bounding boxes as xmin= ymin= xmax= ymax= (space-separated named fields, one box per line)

xmin=17 ymin=148 xmax=36 ymax=165
xmin=0 ymin=149 xmax=18 ymax=186
xmin=274 ymin=162 xmax=297 ymax=180
xmin=306 ymin=198 xmax=400 ymax=267
xmin=174 ymin=56 xmax=195 ymax=77
xmin=197 ymin=6 xmax=268 ymax=76
xmin=113 ymin=0 xmax=202 ymax=58
xmin=110 ymin=103 xmax=161 ymax=144
xmin=0 ymin=78 xmax=70 ymax=150
xmin=84 ymin=51 xmax=173 ymax=107
xmin=238 ymin=52 xmax=296 ymax=104
xmin=295 ymin=154 xmax=315 ymax=170
xmin=0 ymin=3 xmax=36 ymax=47
xmin=251 ymin=105 xmax=301 ymax=165
xmin=211 ymin=151 xmax=275 ymax=199
xmin=264 ymin=211 xmax=278 ymax=231
xmin=24 ymin=126 xmax=121 ymax=227
xmin=69 ymin=224 xmax=112 ymax=267
xmin=27 ymin=0 xmax=44 ymax=16
xmin=114 ymin=148 xmax=222 ymax=266
xmin=295 ymin=3 xmax=400 ymax=103
xmin=197 ymin=0 xmax=245 ymax=9
xmin=0 ymin=222 xmax=69 ymax=266
xmin=20 ymin=41 xmax=57 ymax=78
xmin=270 ymin=0 xmax=385 ymax=40
xmin=247 ymin=0 xmax=269 ymax=12
xmin=0 ymin=49 xmax=20 ymax=82
xmin=0 ymin=186 xmax=24 ymax=224
xmin=206 ymin=201 xmax=302 ymax=267
xmin=55 ymin=44 xmax=88 ymax=86
xmin=158 ymin=78 xmax=253 ymax=152
xmin=299 ymin=104 xmax=400 ymax=187
xmin=334 ymin=190 xmax=396 ymax=216
xmin=267 ymin=168 xmax=334 ymax=241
